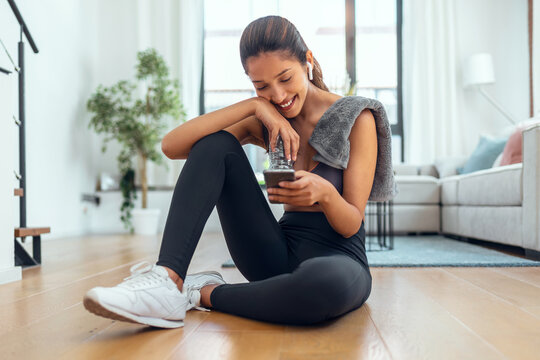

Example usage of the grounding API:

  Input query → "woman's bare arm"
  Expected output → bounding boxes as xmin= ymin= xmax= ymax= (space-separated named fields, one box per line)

xmin=161 ymin=98 xmax=259 ymax=159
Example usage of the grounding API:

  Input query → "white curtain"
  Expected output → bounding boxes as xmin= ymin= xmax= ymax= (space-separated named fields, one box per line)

xmin=135 ymin=0 xmax=204 ymax=187
xmin=402 ymin=0 xmax=466 ymax=164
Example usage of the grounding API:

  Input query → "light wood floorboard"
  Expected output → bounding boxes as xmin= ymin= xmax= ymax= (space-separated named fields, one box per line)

xmin=1 ymin=232 xmax=539 ymax=360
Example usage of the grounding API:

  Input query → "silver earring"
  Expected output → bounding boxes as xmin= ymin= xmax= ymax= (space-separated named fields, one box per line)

xmin=307 ymin=62 xmax=313 ymax=80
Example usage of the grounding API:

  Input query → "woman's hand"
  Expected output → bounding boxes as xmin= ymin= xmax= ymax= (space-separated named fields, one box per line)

xmin=266 ymin=170 xmax=333 ymax=206
xmin=253 ymin=97 xmax=299 ymax=161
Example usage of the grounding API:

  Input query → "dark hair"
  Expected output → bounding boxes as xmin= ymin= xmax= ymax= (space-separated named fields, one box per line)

xmin=239 ymin=15 xmax=329 ymax=92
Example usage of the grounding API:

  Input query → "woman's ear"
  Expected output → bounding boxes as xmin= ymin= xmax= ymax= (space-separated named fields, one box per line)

xmin=305 ymin=50 xmax=314 ymax=67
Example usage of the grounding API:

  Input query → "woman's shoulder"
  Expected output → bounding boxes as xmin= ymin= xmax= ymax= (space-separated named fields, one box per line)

xmin=322 ymin=92 xmax=343 ymax=107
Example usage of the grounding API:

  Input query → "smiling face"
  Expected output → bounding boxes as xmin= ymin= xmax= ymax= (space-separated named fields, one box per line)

xmin=245 ymin=51 xmax=311 ymax=119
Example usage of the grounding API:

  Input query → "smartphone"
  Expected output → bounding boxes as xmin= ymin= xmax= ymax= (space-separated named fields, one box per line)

xmin=263 ymin=169 xmax=295 ymax=203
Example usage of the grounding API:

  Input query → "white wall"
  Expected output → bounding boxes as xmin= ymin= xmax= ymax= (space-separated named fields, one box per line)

xmin=0 ymin=73 xmax=21 ymax=284
xmin=454 ymin=0 xmax=529 ymax=151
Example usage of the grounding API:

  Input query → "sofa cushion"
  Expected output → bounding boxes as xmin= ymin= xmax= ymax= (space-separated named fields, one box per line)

xmin=393 ymin=163 xmax=419 ymax=176
xmin=457 ymin=163 xmax=522 ymax=206
xmin=457 ymin=135 xmax=508 ymax=175
xmin=393 ymin=175 xmax=440 ymax=204
xmin=439 ymin=176 xmax=460 ymax=205
xmin=418 ymin=165 xmax=438 ymax=177
xmin=434 ymin=156 xmax=468 ymax=178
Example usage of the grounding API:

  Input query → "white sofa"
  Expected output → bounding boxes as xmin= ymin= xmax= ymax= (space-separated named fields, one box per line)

xmin=391 ymin=124 xmax=540 ymax=259
xmin=391 ymin=164 xmax=441 ymax=234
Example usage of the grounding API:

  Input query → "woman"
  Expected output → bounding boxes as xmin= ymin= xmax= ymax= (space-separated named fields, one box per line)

xmin=83 ymin=15 xmax=377 ymax=328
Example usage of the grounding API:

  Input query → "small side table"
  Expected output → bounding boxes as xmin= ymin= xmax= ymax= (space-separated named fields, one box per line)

xmin=364 ymin=200 xmax=394 ymax=251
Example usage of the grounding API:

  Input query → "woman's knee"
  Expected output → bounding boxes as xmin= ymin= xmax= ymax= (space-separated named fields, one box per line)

xmin=191 ymin=130 xmax=241 ymax=155
xmin=297 ymin=256 xmax=362 ymax=293
xmin=295 ymin=256 xmax=371 ymax=316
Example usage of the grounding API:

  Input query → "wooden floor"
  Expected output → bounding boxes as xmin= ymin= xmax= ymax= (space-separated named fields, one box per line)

xmin=2 ymin=232 xmax=540 ymax=360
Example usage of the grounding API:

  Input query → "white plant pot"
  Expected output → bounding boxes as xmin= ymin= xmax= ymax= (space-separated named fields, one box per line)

xmin=132 ymin=208 xmax=161 ymax=235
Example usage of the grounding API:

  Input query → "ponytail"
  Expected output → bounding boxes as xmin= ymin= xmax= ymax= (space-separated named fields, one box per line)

xmin=311 ymin=57 xmax=328 ymax=91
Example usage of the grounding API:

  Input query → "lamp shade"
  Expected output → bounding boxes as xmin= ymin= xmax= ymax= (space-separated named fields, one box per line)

xmin=463 ymin=53 xmax=495 ymax=87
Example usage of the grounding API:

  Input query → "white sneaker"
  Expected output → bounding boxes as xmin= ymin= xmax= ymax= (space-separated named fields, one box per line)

xmin=83 ymin=261 xmax=188 ymax=328
xmin=183 ymin=271 xmax=227 ymax=312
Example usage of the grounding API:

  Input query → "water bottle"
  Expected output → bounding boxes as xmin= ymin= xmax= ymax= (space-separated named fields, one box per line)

xmin=269 ymin=134 xmax=293 ymax=169
xmin=264 ymin=133 xmax=295 ymax=195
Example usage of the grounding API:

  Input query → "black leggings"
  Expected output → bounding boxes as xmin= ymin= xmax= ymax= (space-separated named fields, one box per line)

xmin=156 ymin=130 xmax=372 ymax=325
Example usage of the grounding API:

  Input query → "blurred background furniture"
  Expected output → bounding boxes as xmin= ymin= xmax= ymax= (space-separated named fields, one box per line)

xmin=392 ymin=124 xmax=540 ymax=259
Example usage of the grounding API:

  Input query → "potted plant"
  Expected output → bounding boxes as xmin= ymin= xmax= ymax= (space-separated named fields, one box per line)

xmin=87 ymin=48 xmax=185 ymax=235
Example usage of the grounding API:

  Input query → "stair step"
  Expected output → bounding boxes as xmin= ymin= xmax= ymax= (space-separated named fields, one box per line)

xmin=14 ymin=188 xmax=23 ymax=197
xmin=14 ymin=227 xmax=50 ymax=237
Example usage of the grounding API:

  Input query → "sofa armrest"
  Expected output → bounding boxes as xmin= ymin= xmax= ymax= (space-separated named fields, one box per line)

xmin=522 ymin=124 xmax=540 ymax=252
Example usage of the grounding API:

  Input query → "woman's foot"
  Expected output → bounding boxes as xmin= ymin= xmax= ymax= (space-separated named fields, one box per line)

xmin=83 ymin=261 xmax=188 ymax=328
xmin=182 ymin=271 xmax=227 ymax=311
xmin=162 ymin=266 xmax=184 ymax=292
xmin=200 ymin=284 xmax=221 ymax=308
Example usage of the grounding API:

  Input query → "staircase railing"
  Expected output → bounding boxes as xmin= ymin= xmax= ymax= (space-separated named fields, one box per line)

xmin=6 ymin=0 xmax=49 ymax=268
xmin=8 ymin=0 xmax=39 ymax=230
xmin=0 ymin=38 xmax=16 ymax=74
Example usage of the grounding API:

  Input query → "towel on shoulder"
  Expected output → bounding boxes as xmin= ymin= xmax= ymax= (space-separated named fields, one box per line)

xmin=309 ymin=96 xmax=399 ymax=202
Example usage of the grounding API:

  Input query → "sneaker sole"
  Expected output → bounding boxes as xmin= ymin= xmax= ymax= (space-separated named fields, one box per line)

xmin=83 ymin=294 xmax=185 ymax=329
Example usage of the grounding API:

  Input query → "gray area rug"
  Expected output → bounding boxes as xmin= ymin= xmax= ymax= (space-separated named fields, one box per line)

xmin=366 ymin=235 xmax=540 ymax=267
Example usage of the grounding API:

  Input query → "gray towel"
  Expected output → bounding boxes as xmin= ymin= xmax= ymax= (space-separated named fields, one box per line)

xmin=309 ymin=96 xmax=399 ymax=202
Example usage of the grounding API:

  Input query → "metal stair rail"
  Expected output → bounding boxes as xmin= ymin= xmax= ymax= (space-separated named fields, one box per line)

xmin=6 ymin=0 xmax=48 ymax=268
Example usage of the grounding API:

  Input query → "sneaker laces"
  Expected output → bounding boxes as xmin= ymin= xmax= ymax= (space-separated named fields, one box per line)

xmin=120 ymin=261 xmax=169 ymax=290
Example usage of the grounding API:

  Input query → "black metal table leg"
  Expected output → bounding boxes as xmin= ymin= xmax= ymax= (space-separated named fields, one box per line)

xmin=366 ymin=200 xmax=394 ymax=252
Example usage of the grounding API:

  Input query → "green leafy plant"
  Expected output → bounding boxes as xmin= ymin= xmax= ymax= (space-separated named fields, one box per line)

xmin=87 ymin=48 xmax=185 ymax=233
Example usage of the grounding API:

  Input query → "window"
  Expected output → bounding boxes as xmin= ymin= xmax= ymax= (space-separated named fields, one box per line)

xmin=355 ymin=0 xmax=402 ymax=163
xmin=203 ymin=0 xmax=403 ymax=177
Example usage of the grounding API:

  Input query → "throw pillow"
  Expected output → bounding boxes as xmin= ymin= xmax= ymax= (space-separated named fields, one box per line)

xmin=457 ymin=135 xmax=508 ymax=175
xmin=500 ymin=120 xmax=540 ymax=166
xmin=500 ymin=127 xmax=523 ymax=165
xmin=434 ymin=156 xmax=469 ymax=178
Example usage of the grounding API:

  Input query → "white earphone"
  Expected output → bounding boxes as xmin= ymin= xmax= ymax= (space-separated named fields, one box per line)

xmin=307 ymin=61 xmax=313 ymax=81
